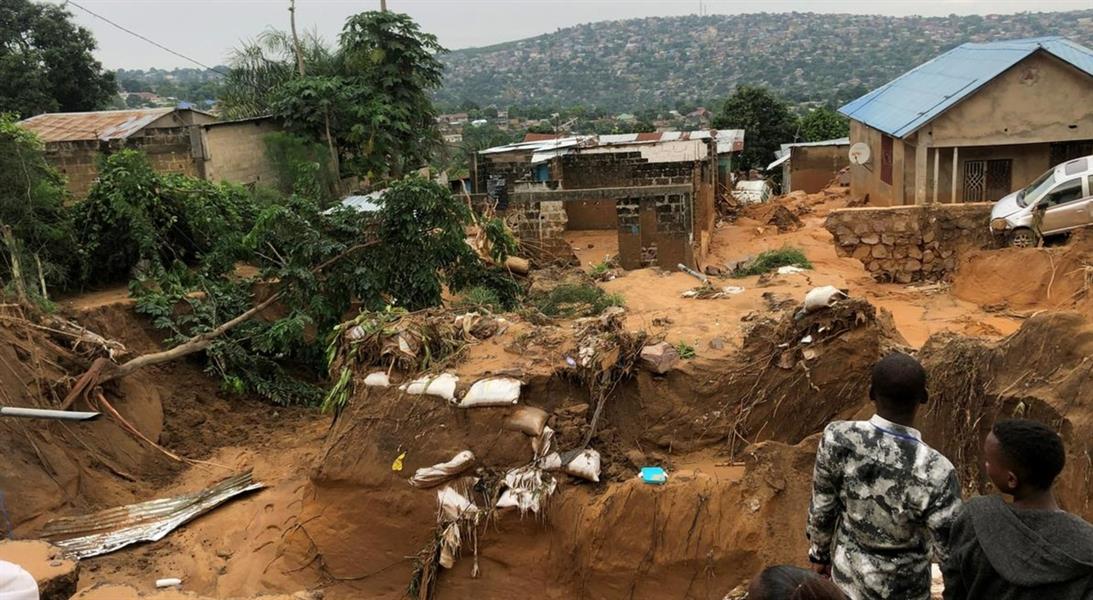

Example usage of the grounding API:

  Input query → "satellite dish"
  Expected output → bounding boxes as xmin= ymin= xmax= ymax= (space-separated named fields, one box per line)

xmin=849 ymin=142 xmax=871 ymax=166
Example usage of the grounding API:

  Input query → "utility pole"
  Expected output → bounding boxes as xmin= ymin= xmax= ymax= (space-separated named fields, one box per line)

xmin=289 ymin=0 xmax=306 ymax=76
xmin=380 ymin=0 xmax=387 ymax=11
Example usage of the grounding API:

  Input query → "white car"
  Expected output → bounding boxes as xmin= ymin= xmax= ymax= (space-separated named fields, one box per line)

xmin=990 ymin=155 xmax=1093 ymax=247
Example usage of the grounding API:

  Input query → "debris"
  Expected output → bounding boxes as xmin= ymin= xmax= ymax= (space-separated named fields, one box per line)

xmin=39 ymin=471 xmax=264 ymax=559
xmin=456 ymin=377 xmax=521 ymax=407
xmin=391 ymin=451 xmax=406 ymax=472
xmin=800 ymin=335 xmax=813 ymax=344
xmin=532 ymin=426 xmax=557 ymax=461
xmin=776 ymin=265 xmax=806 ymax=275
xmin=400 ymin=373 xmax=459 ymax=402
xmin=677 ymin=263 xmax=709 ymax=282
xmin=682 ymin=282 xmax=745 ymax=299
xmin=496 ymin=466 xmax=556 ymax=514
xmin=704 ymin=265 xmax=724 ymax=277
xmin=409 ymin=451 xmax=476 ymax=489
xmin=363 ymin=372 xmax=390 ymax=387
xmin=504 ymin=256 xmax=530 ymax=275
xmin=639 ymin=342 xmax=680 ymax=375
xmin=154 ymin=578 xmax=181 ymax=589
xmin=640 ymin=467 xmax=668 ymax=485
xmin=504 ymin=406 xmax=549 ymax=437
xmin=803 ymin=286 xmax=849 ymax=313
xmin=561 ymin=448 xmax=602 ymax=482
xmin=437 ymin=481 xmax=479 ymax=522
xmin=708 ymin=337 xmax=727 ymax=350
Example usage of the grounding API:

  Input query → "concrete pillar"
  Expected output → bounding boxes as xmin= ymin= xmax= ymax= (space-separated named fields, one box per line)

xmin=893 ymin=138 xmax=906 ymax=205
xmin=914 ymin=141 xmax=929 ymax=205
xmin=932 ymin=147 xmax=940 ymax=204
xmin=951 ymin=147 xmax=959 ymax=203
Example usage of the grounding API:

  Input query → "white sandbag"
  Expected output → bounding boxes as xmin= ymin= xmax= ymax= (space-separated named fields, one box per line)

xmin=399 ymin=373 xmax=458 ymax=401
xmin=562 ymin=448 xmax=602 ymax=482
xmin=0 ymin=560 xmax=38 ymax=600
xmin=409 ymin=450 xmax=476 ymax=488
xmin=804 ymin=286 xmax=848 ymax=312
xmin=504 ymin=406 xmax=548 ymax=437
xmin=437 ymin=484 xmax=478 ymax=522
xmin=364 ymin=371 xmax=390 ymax=387
xmin=438 ymin=522 xmax=462 ymax=569
xmin=538 ymin=451 xmax=562 ymax=471
xmin=456 ymin=377 xmax=521 ymax=407
xmin=495 ymin=466 xmax=556 ymax=514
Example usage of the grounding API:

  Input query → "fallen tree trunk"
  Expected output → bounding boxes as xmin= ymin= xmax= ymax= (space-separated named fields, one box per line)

xmin=59 ymin=240 xmax=379 ymax=409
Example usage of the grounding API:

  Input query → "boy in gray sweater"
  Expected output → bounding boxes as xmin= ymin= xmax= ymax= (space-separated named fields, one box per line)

xmin=942 ymin=419 xmax=1093 ymax=600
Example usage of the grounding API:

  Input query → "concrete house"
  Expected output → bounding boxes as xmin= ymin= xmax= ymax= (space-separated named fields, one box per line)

xmin=767 ymin=137 xmax=851 ymax=194
xmin=840 ymin=37 xmax=1093 ymax=206
xmin=18 ymin=107 xmax=282 ymax=199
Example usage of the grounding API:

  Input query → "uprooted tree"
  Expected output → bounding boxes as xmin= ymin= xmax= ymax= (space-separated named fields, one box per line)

xmin=62 ymin=151 xmax=520 ymax=408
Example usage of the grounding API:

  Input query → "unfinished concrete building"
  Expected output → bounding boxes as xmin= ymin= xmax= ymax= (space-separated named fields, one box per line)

xmin=840 ymin=37 xmax=1093 ymax=206
xmin=476 ymin=130 xmax=745 ymax=269
xmin=18 ymin=108 xmax=282 ymax=199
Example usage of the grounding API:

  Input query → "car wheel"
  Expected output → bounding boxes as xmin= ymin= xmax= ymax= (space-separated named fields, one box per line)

xmin=1010 ymin=228 xmax=1038 ymax=248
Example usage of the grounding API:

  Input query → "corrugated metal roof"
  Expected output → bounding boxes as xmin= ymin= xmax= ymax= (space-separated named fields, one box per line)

xmin=19 ymin=108 xmax=180 ymax=143
xmin=839 ymin=37 xmax=1093 ymax=139
xmin=483 ymin=130 xmax=745 ymax=158
xmin=38 ymin=471 xmax=264 ymax=559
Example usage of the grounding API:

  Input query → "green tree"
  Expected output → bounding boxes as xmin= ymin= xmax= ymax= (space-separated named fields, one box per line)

xmin=799 ymin=106 xmax=849 ymax=142
xmin=0 ymin=0 xmax=117 ymax=117
xmin=713 ymin=86 xmax=799 ymax=170
xmin=0 ymin=114 xmax=74 ymax=297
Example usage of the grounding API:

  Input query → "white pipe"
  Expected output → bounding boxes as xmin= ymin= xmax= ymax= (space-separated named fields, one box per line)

xmin=0 ymin=407 xmax=101 ymax=421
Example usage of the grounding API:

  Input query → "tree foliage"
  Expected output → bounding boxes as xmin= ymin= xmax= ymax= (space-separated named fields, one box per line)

xmin=799 ymin=107 xmax=849 ymax=142
xmin=219 ymin=12 xmax=447 ymax=181
xmin=0 ymin=114 xmax=74 ymax=294
xmin=0 ymin=0 xmax=116 ymax=117
xmin=713 ymin=86 xmax=799 ymax=170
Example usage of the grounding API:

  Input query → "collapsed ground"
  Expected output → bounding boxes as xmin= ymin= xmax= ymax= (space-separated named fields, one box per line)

xmin=2 ymin=186 xmax=1092 ymax=599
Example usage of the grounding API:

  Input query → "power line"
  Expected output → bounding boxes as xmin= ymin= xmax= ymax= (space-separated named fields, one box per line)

xmin=63 ymin=0 xmax=230 ymax=77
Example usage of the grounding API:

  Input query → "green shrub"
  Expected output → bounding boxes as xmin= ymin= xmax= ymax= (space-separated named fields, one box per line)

xmin=731 ymin=247 xmax=812 ymax=278
xmin=675 ymin=341 xmax=696 ymax=360
xmin=453 ymin=286 xmax=503 ymax=313
xmin=533 ymin=283 xmax=624 ymax=318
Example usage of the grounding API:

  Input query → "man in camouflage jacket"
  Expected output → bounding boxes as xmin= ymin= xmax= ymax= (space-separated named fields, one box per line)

xmin=807 ymin=353 xmax=963 ymax=600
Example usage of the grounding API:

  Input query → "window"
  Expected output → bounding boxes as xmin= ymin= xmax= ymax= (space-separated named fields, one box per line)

xmin=963 ymin=159 xmax=1012 ymax=202
xmin=880 ymin=135 xmax=893 ymax=185
xmin=1041 ymin=178 xmax=1083 ymax=207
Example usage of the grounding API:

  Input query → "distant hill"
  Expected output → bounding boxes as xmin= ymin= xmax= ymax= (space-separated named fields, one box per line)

xmin=437 ymin=10 xmax=1093 ymax=112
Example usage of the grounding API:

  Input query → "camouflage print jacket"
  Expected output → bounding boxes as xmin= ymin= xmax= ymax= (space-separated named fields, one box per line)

xmin=807 ymin=415 xmax=963 ymax=600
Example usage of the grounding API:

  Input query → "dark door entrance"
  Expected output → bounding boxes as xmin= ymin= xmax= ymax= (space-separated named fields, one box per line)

xmin=963 ymin=159 xmax=1012 ymax=202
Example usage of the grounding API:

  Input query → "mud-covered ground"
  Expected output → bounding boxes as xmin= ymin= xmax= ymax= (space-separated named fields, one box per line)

xmin=3 ymin=186 xmax=1091 ymax=599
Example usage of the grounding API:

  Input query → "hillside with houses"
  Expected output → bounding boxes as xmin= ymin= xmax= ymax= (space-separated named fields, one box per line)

xmin=437 ymin=9 xmax=1093 ymax=111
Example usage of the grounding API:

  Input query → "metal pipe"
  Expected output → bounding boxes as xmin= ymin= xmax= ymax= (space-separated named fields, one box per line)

xmin=0 ymin=407 xmax=101 ymax=421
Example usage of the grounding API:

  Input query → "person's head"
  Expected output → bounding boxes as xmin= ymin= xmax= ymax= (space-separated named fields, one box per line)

xmin=869 ymin=352 xmax=928 ymax=418
xmin=984 ymin=418 xmax=1066 ymax=495
xmin=746 ymin=566 xmax=847 ymax=600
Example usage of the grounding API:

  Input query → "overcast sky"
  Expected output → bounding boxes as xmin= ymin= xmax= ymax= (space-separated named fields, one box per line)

xmin=52 ymin=0 xmax=1091 ymax=70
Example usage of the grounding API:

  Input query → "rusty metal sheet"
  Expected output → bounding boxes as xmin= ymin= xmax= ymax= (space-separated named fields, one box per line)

xmin=38 ymin=471 xmax=264 ymax=559
xmin=17 ymin=108 xmax=175 ymax=143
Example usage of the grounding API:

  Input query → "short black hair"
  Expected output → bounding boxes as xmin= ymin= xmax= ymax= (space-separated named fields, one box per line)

xmin=992 ymin=419 xmax=1066 ymax=490
xmin=750 ymin=566 xmax=847 ymax=600
xmin=870 ymin=352 xmax=928 ymax=409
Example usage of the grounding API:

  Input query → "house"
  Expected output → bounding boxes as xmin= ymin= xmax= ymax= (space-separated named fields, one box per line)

xmin=840 ymin=37 xmax=1093 ymax=206
xmin=475 ymin=129 xmax=745 ymax=269
xmin=18 ymin=107 xmax=282 ymax=198
xmin=766 ymin=138 xmax=850 ymax=194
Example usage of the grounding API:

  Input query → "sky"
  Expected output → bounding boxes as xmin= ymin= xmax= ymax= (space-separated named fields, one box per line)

xmin=52 ymin=0 xmax=1092 ymax=70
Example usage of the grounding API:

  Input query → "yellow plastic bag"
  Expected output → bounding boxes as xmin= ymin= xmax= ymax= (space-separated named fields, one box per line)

xmin=391 ymin=451 xmax=406 ymax=471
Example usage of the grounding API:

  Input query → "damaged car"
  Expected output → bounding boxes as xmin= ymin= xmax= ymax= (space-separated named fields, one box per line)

xmin=990 ymin=155 xmax=1093 ymax=247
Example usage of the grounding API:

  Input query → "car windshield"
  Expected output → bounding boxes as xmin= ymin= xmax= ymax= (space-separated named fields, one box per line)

xmin=1017 ymin=169 xmax=1056 ymax=207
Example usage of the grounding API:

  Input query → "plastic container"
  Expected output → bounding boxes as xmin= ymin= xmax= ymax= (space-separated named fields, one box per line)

xmin=640 ymin=466 xmax=668 ymax=485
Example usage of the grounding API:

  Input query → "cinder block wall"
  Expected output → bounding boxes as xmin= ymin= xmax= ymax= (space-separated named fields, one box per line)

xmin=202 ymin=121 xmax=280 ymax=187
xmin=825 ymin=203 xmax=994 ymax=282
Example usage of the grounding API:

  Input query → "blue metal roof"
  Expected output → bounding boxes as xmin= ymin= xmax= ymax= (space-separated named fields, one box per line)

xmin=839 ymin=37 xmax=1093 ymax=139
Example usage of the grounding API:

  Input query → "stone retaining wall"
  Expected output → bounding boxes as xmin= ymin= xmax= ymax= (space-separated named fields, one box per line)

xmin=825 ymin=203 xmax=994 ymax=282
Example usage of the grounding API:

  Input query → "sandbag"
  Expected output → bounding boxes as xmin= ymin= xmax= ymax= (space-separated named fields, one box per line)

xmin=400 ymin=373 xmax=458 ymax=401
xmin=0 ymin=561 xmax=37 ymax=600
xmin=437 ymin=482 xmax=478 ymax=522
xmin=561 ymin=448 xmax=601 ymax=482
xmin=456 ymin=377 xmax=521 ymax=407
xmin=504 ymin=406 xmax=549 ymax=437
xmin=364 ymin=371 xmax=390 ymax=387
xmin=438 ymin=522 xmax=461 ymax=569
xmin=495 ymin=466 xmax=556 ymax=514
xmin=538 ymin=452 xmax=562 ymax=471
xmin=804 ymin=286 xmax=848 ymax=312
xmin=409 ymin=450 xmax=476 ymax=489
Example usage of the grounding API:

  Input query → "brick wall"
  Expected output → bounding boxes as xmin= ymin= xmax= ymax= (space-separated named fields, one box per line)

xmin=44 ymin=140 xmax=101 ymax=200
xmin=825 ymin=203 xmax=994 ymax=282
xmin=558 ymin=152 xmax=695 ymax=189
xmin=200 ymin=120 xmax=280 ymax=187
